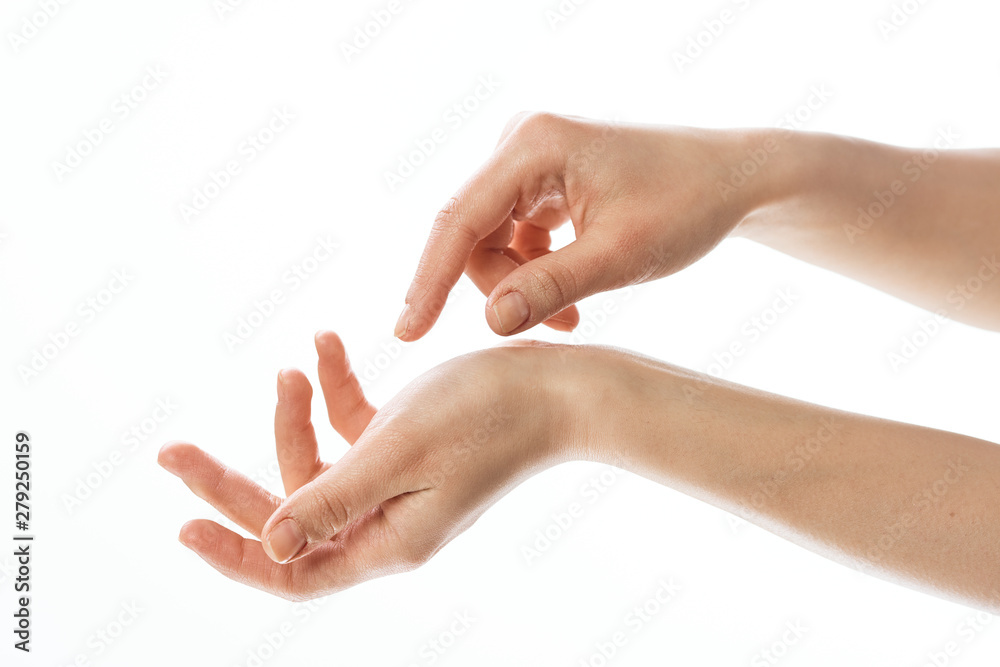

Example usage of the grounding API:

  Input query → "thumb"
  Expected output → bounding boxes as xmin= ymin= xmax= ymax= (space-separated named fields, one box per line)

xmin=485 ymin=234 xmax=612 ymax=335
xmin=260 ymin=444 xmax=408 ymax=564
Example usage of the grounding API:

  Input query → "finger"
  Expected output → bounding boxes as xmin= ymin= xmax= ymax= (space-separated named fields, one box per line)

xmin=511 ymin=218 xmax=560 ymax=259
xmin=275 ymin=369 xmax=325 ymax=496
xmin=509 ymin=220 xmax=581 ymax=330
xmin=159 ymin=441 xmax=280 ymax=538
xmin=395 ymin=120 xmax=561 ymax=342
xmin=395 ymin=172 xmax=518 ymax=342
xmin=315 ymin=331 xmax=376 ymax=445
xmin=466 ymin=245 xmax=579 ymax=332
xmin=495 ymin=110 xmax=534 ymax=147
xmin=180 ymin=500 xmax=420 ymax=599
xmin=179 ymin=520 xmax=299 ymax=598
xmin=484 ymin=234 xmax=611 ymax=335
xmin=259 ymin=431 xmax=419 ymax=564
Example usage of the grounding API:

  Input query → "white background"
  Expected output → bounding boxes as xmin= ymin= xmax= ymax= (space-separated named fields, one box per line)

xmin=2 ymin=0 xmax=1000 ymax=665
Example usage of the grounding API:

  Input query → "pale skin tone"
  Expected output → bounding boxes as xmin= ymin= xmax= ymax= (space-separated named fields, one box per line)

xmin=162 ymin=113 xmax=1000 ymax=610
xmin=395 ymin=113 xmax=1000 ymax=336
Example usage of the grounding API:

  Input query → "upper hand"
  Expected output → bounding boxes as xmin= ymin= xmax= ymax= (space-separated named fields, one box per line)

xmin=396 ymin=112 xmax=773 ymax=340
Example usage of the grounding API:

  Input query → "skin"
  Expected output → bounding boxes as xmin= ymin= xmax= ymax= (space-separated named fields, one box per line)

xmin=162 ymin=113 xmax=1000 ymax=609
xmin=161 ymin=332 xmax=1000 ymax=611
xmin=395 ymin=112 xmax=1000 ymax=338
xmin=159 ymin=332 xmax=568 ymax=601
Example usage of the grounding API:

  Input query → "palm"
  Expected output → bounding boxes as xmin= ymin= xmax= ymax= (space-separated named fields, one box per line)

xmin=159 ymin=332 xmax=414 ymax=600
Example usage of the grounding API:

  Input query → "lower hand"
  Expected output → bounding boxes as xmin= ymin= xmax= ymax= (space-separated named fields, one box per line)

xmin=159 ymin=332 xmax=577 ymax=600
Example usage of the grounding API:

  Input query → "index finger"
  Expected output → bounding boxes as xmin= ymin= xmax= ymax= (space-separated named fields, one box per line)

xmin=395 ymin=118 xmax=561 ymax=342
xmin=394 ymin=167 xmax=518 ymax=341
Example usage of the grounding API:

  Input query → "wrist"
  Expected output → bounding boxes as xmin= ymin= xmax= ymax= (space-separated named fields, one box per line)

xmin=729 ymin=130 xmax=893 ymax=243
xmin=545 ymin=345 xmax=674 ymax=468
xmin=718 ymin=128 xmax=801 ymax=237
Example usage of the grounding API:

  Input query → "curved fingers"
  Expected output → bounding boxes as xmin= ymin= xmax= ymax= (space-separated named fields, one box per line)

xmin=159 ymin=441 xmax=280 ymax=538
xmin=180 ymin=498 xmax=426 ymax=600
xmin=315 ymin=331 xmax=376 ymax=445
xmin=275 ymin=369 xmax=325 ymax=496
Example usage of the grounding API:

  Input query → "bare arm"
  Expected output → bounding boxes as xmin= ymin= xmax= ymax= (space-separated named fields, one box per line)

xmin=738 ymin=130 xmax=1000 ymax=330
xmin=399 ymin=113 xmax=1000 ymax=338
xmin=566 ymin=345 xmax=1000 ymax=611
xmin=162 ymin=339 xmax=1000 ymax=611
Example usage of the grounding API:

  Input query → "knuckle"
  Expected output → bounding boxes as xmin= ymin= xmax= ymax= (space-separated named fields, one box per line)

xmin=525 ymin=258 xmax=578 ymax=308
xmin=514 ymin=111 xmax=562 ymax=138
xmin=431 ymin=198 xmax=479 ymax=246
xmin=312 ymin=487 xmax=352 ymax=535
xmin=278 ymin=587 xmax=316 ymax=603
xmin=398 ymin=540 xmax=434 ymax=571
xmin=275 ymin=586 xmax=303 ymax=602
xmin=500 ymin=111 xmax=532 ymax=141
xmin=433 ymin=195 xmax=462 ymax=229
xmin=504 ymin=112 xmax=570 ymax=176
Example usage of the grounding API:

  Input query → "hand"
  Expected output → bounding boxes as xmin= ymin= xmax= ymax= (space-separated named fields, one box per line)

xmin=395 ymin=112 xmax=782 ymax=340
xmin=158 ymin=332 xmax=575 ymax=600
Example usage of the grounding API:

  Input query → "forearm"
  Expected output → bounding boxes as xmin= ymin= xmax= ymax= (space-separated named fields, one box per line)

xmin=560 ymin=346 xmax=1000 ymax=611
xmin=733 ymin=129 xmax=1000 ymax=330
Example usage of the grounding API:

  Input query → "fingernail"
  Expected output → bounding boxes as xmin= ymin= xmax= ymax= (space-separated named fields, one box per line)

xmin=394 ymin=304 xmax=410 ymax=339
xmin=265 ymin=519 xmax=306 ymax=564
xmin=492 ymin=292 xmax=529 ymax=333
xmin=277 ymin=370 xmax=287 ymax=398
